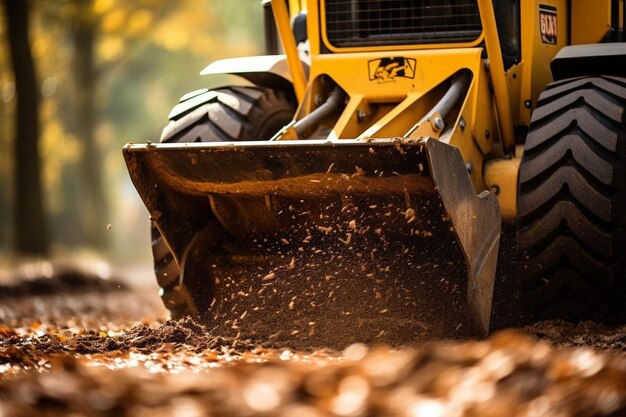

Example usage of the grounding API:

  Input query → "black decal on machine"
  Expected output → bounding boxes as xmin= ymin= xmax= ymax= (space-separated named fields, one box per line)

xmin=368 ymin=57 xmax=417 ymax=83
xmin=539 ymin=4 xmax=558 ymax=45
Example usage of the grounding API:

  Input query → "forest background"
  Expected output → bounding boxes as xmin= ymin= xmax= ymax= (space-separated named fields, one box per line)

xmin=0 ymin=0 xmax=264 ymax=266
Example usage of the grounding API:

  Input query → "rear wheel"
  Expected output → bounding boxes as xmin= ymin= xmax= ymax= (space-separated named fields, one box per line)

xmin=151 ymin=86 xmax=295 ymax=317
xmin=517 ymin=75 xmax=626 ymax=319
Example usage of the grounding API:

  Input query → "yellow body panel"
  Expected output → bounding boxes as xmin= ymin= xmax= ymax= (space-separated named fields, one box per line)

xmin=308 ymin=50 xmax=479 ymax=102
xmin=518 ymin=0 xmax=568 ymax=125
xmin=484 ymin=157 xmax=521 ymax=220
xmin=571 ymin=0 xmax=612 ymax=44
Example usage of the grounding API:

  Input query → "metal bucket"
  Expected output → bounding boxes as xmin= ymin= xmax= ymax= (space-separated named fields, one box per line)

xmin=124 ymin=137 xmax=500 ymax=343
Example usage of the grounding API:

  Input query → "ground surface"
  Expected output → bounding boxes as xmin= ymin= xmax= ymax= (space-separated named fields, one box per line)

xmin=0 ymin=262 xmax=625 ymax=417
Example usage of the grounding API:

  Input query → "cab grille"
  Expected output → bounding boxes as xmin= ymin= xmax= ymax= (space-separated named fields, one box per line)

xmin=324 ymin=0 xmax=482 ymax=48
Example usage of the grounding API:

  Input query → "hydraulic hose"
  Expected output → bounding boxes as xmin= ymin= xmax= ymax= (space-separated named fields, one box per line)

xmin=405 ymin=71 xmax=471 ymax=138
xmin=293 ymin=87 xmax=345 ymax=138
xmin=425 ymin=71 xmax=472 ymax=122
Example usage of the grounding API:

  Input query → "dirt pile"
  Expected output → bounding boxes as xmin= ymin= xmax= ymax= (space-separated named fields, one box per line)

xmin=1 ymin=317 xmax=258 ymax=367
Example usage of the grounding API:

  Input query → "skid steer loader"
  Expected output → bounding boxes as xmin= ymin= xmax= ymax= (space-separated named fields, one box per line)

xmin=124 ymin=0 xmax=626 ymax=344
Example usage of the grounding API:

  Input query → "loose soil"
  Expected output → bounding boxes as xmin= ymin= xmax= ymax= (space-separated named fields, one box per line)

xmin=179 ymin=195 xmax=499 ymax=350
xmin=1 ymin=259 xmax=625 ymax=416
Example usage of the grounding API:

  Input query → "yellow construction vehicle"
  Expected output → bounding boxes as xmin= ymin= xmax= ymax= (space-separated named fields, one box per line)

xmin=124 ymin=0 xmax=626 ymax=342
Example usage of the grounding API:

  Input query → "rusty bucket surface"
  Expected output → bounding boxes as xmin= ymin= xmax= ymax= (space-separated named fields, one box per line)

xmin=123 ymin=138 xmax=500 ymax=343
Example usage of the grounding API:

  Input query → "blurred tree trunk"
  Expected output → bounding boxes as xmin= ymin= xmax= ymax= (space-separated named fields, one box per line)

xmin=72 ymin=0 xmax=108 ymax=250
xmin=4 ymin=0 xmax=49 ymax=255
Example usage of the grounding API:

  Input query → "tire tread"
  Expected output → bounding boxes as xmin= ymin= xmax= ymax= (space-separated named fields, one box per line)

xmin=517 ymin=75 xmax=626 ymax=317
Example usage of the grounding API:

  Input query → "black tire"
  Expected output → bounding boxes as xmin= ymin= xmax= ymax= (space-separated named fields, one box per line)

xmin=517 ymin=75 xmax=626 ymax=320
xmin=151 ymin=86 xmax=296 ymax=317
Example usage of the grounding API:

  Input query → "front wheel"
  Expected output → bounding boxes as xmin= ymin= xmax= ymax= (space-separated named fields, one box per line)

xmin=517 ymin=75 xmax=626 ymax=320
xmin=151 ymin=86 xmax=296 ymax=317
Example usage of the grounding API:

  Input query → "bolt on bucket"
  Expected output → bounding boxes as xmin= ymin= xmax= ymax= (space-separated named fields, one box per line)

xmin=123 ymin=138 xmax=500 ymax=346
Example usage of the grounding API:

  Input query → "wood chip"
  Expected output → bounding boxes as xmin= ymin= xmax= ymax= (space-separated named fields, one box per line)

xmin=339 ymin=233 xmax=352 ymax=245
